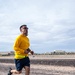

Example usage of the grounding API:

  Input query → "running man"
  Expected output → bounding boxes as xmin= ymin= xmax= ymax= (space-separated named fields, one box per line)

xmin=8 ymin=25 xmax=34 ymax=75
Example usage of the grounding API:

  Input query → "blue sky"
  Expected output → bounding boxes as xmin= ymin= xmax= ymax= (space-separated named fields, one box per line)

xmin=0 ymin=0 xmax=75 ymax=53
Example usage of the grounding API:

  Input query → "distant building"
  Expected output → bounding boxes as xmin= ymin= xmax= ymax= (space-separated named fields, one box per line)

xmin=0 ymin=52 xmax=10 ymax=56
xmin=51 ymin=50 xmax=66 ymax=55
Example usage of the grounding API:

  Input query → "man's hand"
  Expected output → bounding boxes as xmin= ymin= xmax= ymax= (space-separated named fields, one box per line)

xmin=24 ymin=48 xmax=34 ymax=55
xmin=30 ymin=51 xmax=34 ymax=55
xmin=24 ymin=50 xmax=29 ymax=54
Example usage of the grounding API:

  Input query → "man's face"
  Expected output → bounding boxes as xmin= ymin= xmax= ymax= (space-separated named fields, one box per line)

xmin=20 ymin=26 xmax=28 ymax=36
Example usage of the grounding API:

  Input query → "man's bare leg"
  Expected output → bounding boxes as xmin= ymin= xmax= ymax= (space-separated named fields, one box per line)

xmin=24 ymin=66 xmax=30 ymax=75
xmin=11 ymin=69 xmax=22 ymax=74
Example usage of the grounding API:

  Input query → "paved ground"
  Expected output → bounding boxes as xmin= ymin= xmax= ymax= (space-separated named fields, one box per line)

xmin=0 ymin=63 xmax=75 ymax=75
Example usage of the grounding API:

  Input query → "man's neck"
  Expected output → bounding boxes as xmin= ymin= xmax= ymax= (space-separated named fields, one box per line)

xmin=21 ymin=33 xmax=27 ymax=36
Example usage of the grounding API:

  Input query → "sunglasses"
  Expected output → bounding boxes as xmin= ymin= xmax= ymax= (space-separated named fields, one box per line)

xmin=22 ymin=27 xmax=28 ymax=29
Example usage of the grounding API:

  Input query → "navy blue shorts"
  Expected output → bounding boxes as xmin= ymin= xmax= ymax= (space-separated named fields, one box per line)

xmin=14 ymin=57 xmax=30 ymax=71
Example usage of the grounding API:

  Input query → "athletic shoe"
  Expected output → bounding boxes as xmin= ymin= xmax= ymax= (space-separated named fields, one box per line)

xmin=8 ymin=67 xmax=12 ymax=75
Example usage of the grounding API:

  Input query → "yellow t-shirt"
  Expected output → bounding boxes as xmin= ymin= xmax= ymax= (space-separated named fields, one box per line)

xmin=13 ymin=34 xmax=30 ymax=59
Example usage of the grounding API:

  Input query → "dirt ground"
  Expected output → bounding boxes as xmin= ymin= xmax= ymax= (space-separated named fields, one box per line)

xmin=0 ymin=55 xmax=75 ymax=75
xmin=1 ymin=55 xmax=75 ymax=59
xmin=0 ymin=63 xmax=75 ymax=75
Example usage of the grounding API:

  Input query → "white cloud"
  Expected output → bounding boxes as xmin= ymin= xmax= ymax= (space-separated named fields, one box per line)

xmin=0 ymin=0 xmax=75 ymax=52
